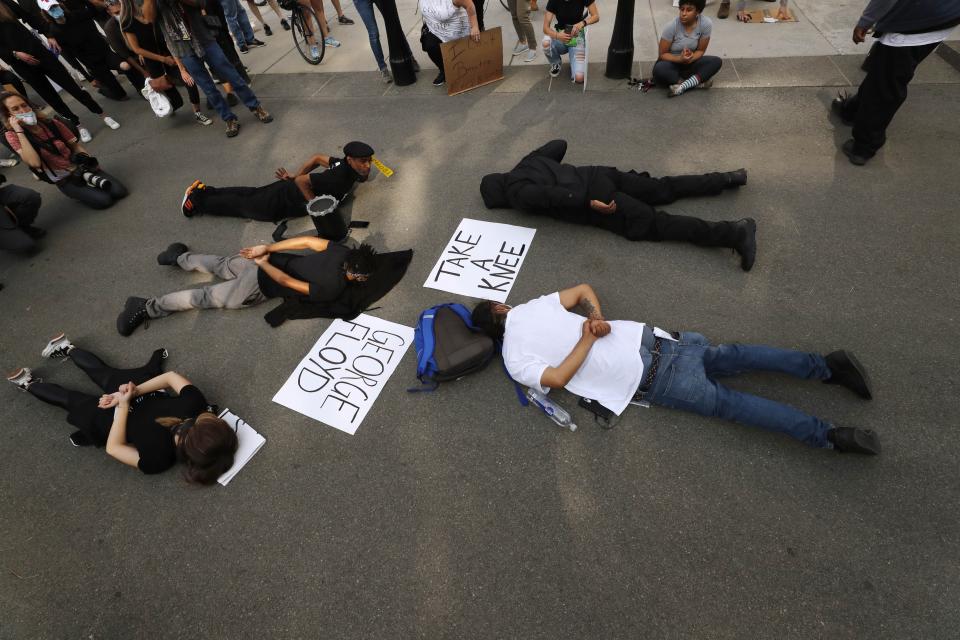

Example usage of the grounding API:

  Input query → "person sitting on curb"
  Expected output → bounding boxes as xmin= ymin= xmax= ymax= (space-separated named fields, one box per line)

xmin=479 ymin=139 xmax=757 ymax=271
xmin=541 ymin=0 xmax=598 ymax=82
xmin=654 ymin=0 xmax=722 ymax=97
xmin=181 ymin=141 xmax=374 ymax=242
xmin=471 ymin=284 xmax=881 ymax=455
xmin=116 ymin=237 xmax=377 ymax=336
xmin=6 ymin=334 xmax=237 ymax=483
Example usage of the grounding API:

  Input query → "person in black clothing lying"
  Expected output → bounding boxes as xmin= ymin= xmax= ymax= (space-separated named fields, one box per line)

xmin=180 ymin=141 xmax=375 ymax=242
xmin=0 ymin=175 xmax=45 ymax=253
xmin=6 ymin=335 xmax=237 ymax=484
xmin=116 ymin=237 xmax=378 ymax=335
xmin=480 ymin=139 xmax=758 ymax=271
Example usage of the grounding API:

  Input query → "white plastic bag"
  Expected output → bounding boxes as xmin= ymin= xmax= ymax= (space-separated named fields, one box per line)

xmin=141 ymin=79 xmax=173 ymax=118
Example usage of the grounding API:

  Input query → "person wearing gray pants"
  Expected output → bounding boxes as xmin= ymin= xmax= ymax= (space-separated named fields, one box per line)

xmin=116 ymin=237 xmax=378 ymax=336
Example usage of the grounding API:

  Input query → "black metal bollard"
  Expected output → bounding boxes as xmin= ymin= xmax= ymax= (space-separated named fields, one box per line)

xmin=605 ymin=0 xmax=636 ymax=79
xmin=374 ymin=0 xmax=417 ymax=86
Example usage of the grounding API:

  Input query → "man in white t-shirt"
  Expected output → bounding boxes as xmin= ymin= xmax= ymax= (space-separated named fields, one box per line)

xmin=472 ymin=284 xmax=881 ymax=454
xmin=831 ymin=0 xmax=960 ymax=165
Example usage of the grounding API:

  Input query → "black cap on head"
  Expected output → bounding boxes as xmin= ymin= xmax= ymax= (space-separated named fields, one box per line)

xmin=344 ymin=141 xmax=374 ymax=158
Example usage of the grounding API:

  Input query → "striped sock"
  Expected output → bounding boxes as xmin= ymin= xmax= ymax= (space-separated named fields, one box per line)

xmin=677 ymin=74 xmax=702 ymax=93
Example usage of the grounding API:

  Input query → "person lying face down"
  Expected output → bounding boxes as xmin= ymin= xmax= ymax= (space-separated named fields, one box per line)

xmin=180 ymin=141 xmax=375 ymax=242
xmin=472 ymin=284 xmax=881 ymax=455
xmin=7 ymin=336 xmax=237 ymax=484
xmin=479 ymin=139 xmax=758 ymax=271
xmin=116 ymin=237 xmax=378 ymax=336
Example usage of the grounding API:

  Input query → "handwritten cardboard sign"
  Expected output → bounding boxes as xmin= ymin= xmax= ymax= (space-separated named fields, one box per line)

xmin=273 ymin=315 xmax=414 ymax=435
xmin=440 ymin=27 xmax=504 ymax=96
xmin=424 ymin=218 xmax=536 ymax=302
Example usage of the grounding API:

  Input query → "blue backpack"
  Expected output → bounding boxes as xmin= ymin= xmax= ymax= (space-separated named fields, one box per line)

xmin=409 ymin=303 xmax=495 ymax=391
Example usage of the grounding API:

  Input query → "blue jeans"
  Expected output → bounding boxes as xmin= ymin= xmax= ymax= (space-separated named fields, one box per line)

xmin=543 ymin=31 xmax=587 ymax=81
xmin=643 ymin=332 xmax=834 ymax=448
xmin=219 ymin=0 xmax=256 ymax=47
xmin=355 ymin=0 xmax=386 ymax=70
xmin=180 ymin=43 xmax=260 ymax=122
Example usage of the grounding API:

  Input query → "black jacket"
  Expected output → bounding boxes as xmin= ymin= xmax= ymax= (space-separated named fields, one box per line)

xmin=859 ymin=0 xmax=960 ymax=35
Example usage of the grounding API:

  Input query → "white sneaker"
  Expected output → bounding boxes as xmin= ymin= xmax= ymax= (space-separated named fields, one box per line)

xmin=6 ymin=367 xmax=37 ymax=392
xmin=41 ymin=332 xmax=74 ymax=360
xmin=524 ymin=48 xmax=537 ymax=63
xmin=78 ymin=126 xmax=93 ymax=143
xmin=0 ymin=158 xmax=18 ymax=168
xmin=103 ymin=116 xmax=120 ymax=130
xmin=512 ymin=42 xmax=529 ymax=56
xmin=194 ymin=111 xmax=213 ymax=126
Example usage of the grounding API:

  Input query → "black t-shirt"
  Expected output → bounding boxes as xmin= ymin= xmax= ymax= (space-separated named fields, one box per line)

xmin=257 ymin=243 xmax=350 ymax=302
xmin=122 ymin=18 xmax=171 ymax=77
xmin=125 ymin=385 xmax=208 ymax=475
xmin=546 ymin=0 xmax=593 ymax=28
xmin=308 ymin=157 xmax=362 ymax=203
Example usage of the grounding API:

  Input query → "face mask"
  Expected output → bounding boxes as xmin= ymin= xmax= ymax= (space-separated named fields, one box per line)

xmin=15 ymin=111 xmax=37 ymax=126
xmin=48 ymin=5 xmax=65 ymax=19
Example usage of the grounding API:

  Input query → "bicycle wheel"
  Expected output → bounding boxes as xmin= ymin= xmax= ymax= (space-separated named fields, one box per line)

xmin=291 ymin=5 xmax=325 ymax=65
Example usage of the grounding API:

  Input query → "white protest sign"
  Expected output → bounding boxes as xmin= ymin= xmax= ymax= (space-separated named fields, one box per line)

xmin=272 ymin=314 xmax=414 ymax=435
xmin=424 ymin=218 xmax=536 ymax=302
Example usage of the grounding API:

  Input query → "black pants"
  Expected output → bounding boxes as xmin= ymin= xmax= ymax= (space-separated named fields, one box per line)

xmin=0 ymin=69 xmax=30 ymax=101
xmin=589 ymin=169 xmax=738 ymax=246
xmin=840 ymin=41 xmax=939 ymax=157
xmin=56 ymin=171 xmax=129 ymax=210
xmin=652 ymin=56 xmax=723 ymax=85
xmin=28 ymin=347 xmax=166 ymax=446
xmin=11 ymin=51 xmax=104 ymax=125
xmin=194 ymin=180 xmax=305 ymax=222
xmin=420 ymin=27 xmax=446 ymax=75
xmin=0 ymin=184 xmax=42 ymax=253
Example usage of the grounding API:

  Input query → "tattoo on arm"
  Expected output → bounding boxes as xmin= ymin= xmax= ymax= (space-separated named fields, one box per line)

xmin=579 ymin=298 xmax=601 ymax=320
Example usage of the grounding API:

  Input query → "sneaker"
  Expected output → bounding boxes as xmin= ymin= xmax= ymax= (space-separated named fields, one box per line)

xmin=734 ymin=218 xmax=757 ymax=272
xmin=117 ymin=296 xmax=149 ymax=337
xmin=41 ymin=332 xmax=74 ymax=360
xmin=103 ymin=116 xmax=120 ymax=129
xmin=549 ymin=63 xmax=561 ymax=78
xmin=828 ymin=427 xmax=881 ymax=455
xmin=226 ymin=93 xmax=239 ymax=107
xmin=337 ymin=14 xmax=354 ymax=24
xmin=668 ymin=83 xmax=684 ymax=97
xmin=157 ymin=242 xmax=188 ymax=266
xmin=239 ymin=43 xmax=249 ymax=54
xmin=432 ymin=72 xmax=445 ymax=86
xmin=697 ymin=78 xmax=713 ymax=90
xmin=248 ymin=38 xmax=267 ymax=48
xmin=379 ymin=67 xmax=393 ymax=83
xmin=264 ymin=24 xmax=273 ymax=36
xmin=841 ymin=139 xmax=870 ymax=166
xmin=225 ymin=119 xmax=240 ymax=138
xmin=832 ymin=91 xmax=854 ymax=125
xmin=717 ymin=0 xmax=730 ymax=19
xmin=181 ymin=180 xmax=202 ymax=217
xmin=24 ymin=225 xmax=46 ymax=239
xmin=523 ymin=48 xmax=537 ymax=63
xmin=6 ymin=367 xmax=37 ymax=392
xmin=253 ymin=105 xmax=273 ymax=123
xmin=824 ymin=350 xmax=873 ymax=400
xmin=69 ymin=430 xmax=94 ymax=447
xmin=194 ymin=111 xmax=213 ymax=126
xmin=512 ymin=42 xmax=530 ymax=56
xmin=0 ymin=158 xmax=18 ymax=168
xmin=310 ymin=45 xmax=321 ymax=61
xmin=324 ymin=36 xmax=341 ymax=48
xmin=281 ymin=18 xmax=290 ymax=30
xmin=78 ymin=126 xmax=93 ymax=143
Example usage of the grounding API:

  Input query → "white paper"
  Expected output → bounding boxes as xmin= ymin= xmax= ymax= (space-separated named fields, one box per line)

xmin=272 ymin=314 xmax=414 ymax=435
xmin=423 ymin=218 xmax=536 ymax=302
xmin=216 ymin=409 xmax=266 ymax=486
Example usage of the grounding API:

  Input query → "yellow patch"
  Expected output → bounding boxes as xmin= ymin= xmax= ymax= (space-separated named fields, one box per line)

xmin=372 ymin=157 xmax=394 ymax=177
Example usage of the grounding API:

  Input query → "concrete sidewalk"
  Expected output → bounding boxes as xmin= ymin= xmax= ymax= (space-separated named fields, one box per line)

xmin=238 ymin=0 xmax=958 ymax=76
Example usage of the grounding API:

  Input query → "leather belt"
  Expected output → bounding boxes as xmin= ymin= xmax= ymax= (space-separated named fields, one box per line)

xmin=636 ymin=337 xmax=663 ymax=397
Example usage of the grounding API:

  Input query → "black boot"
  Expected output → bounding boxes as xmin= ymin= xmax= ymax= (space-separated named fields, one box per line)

xmin=117 ymin=296 xmax=150 ymax=337
xmin=828 ymin=427 xmax=881 ymax=455
xmin=272 ymin=220 xmax=288 ymax=242
xmin=733 ymin=218 xmax=756 ymax=272
xmin=824 ymin=350 xmax=872 ymax=399
xmin=157 ymin=242 xmax=188 ymax=266
xmin=724 ymin=168 xmax=747 ymax=188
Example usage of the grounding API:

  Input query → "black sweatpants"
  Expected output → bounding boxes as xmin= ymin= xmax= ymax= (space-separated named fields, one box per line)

xmin=0 ymin=184 xmax=42 ymax=253
xmin=594 ymin=167 xmax=729 ymax=205
xmin=840 ymin=40 xmax=939 ymax=157
xmin=593 ymin=193 xmax=740 ymax=247
xmin=28 ymin=347 xmax=166 ymax=446
xmin=11 ymin=52 xmax=104 ymax=125
xmin=194 ymin=180 xmax=305 ymax=222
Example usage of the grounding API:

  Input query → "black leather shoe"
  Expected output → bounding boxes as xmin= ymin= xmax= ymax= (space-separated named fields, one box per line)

xmin=725 ymin=168 xmax=747 ymax=188
xmin=117 ymin=296 xmax=149 ymax=337
xmin=831 ymin=91 xmax=853 ymax=125
xmin=828 ymin=427 xmax=881 ymax=455
xmin=824 ymin=350 xmax=872 ymax=399
xmin=733 ymin=218 xmax=757 ymax=272
xmin=157 ymin=242 xmax=188 ymax=266
xmin=841 ymin=139 xmax=870 ymax=166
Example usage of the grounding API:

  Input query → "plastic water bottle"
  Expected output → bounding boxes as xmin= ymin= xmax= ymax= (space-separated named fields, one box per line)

xmin=526 ymin=388 xmax=577 ymax=432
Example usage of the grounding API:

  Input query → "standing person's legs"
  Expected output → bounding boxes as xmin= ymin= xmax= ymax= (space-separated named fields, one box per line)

xmin=144 ymin=254 xmax=267 ymax=317
xmin=179 ymin=52 xmax=237 ymax=122
xmin=0 ymin=70 xmax=30 ymax=100
xmin=220 ymin=0 xmax=255 ymax=47
xmin=849 ymin=42 xmax=938 ymax=158
xmin=12 ymin=64 xmax=82 ymax=125
xmin=514 ymin=0 xmax=537 ymax=48
xmin=83 ymin=54 xmax=129 ymax=99
xmin=355 ymin=0 xmax=387 ymax=70
xmin=36 ymin=56 xmax=105 ymax=117
xmin=643 ymin=336 xmax=833 ymax=448
xmin=201 ymin=43 xmax=260 ymax=109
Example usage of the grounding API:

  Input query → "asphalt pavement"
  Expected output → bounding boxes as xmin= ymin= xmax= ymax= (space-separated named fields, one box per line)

xmin=1 ymin=51 xmax=959 ymax=639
